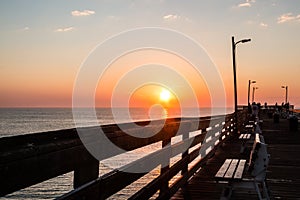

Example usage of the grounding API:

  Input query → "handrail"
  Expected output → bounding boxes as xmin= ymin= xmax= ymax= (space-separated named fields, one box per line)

xmin=0 ymin=112 xmax=245 ymax=199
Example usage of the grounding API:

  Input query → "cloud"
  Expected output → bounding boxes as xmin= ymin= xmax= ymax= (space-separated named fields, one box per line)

xmin=162 ymin=14 xmax=191 ymax=22
xmin=55 ymin=27 xmax=74 ymax=32
xmin=260 ymin=22 xmax=268 ymax=27
xmin=17 ymin=27 xmax=30 ymax=32
xmin=71 ymin=10 xmax=95 ymax=16
xmin=237 ymin=0 xmax=255 ymax=8
xmin=277 ymin=13 xmax=300 ymax=23
xmin=163 ymin=14 xmax=180 ymax=21
xmin=238 ymin=2 xmax=251 ymax=7
xmin=22 ymin=27 xmax=30 ymax=31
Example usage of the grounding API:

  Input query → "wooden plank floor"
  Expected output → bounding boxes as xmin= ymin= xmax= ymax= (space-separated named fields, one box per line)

xmin=263 ymin=114 xmax=300 ymax=200
xmin=171 ymin=113 xmax=300 ymax=199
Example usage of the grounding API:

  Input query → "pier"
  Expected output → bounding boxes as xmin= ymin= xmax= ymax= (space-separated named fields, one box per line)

xmin=171 ymin=110 xmax=300 ymax=199
xmin=1 ymin=107 xmax=299 ymax=199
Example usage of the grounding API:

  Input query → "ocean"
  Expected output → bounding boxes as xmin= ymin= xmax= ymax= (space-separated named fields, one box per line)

xmin=0 ymin=107 xmax=232 ymax=199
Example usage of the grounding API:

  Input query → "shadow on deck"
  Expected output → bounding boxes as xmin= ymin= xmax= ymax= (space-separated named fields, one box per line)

xmin=171 ymin=113 xmax=300 ymax=199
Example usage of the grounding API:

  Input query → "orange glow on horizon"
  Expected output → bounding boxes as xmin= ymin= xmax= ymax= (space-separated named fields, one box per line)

xmin=94 ymin=49 xmax=212 ymax=108
xmin=128 ymin=85 xmax=179 ymax=109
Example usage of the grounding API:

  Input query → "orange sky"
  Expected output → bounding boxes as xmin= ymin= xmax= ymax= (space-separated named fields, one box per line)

xmin=1 ymin=1 xmax=300 ymax=108
xmin=94 ymin=49 xmax=213 ymax=109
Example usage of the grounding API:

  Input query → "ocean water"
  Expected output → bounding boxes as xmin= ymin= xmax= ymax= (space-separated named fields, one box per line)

xmin=0 ymin=107 xmax=232 ymax=199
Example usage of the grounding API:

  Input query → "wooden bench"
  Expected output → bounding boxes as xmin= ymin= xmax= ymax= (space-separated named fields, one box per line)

xmin=215 ymin=133 xmax=270 ymax=200
xmin=245 ymin=118 xmax=262 ymax=132
xmin=239 ymin=118 xmax=264 ymax=154
xmin=215 ymin=159 xmax=246 ymax=181
xmin=239 ymin=119 xmax=256 ymax=153
xmin=245 ymin=124 xmax=254 ymax=129
xmin=239 ymin=133 xmax=252 ymax=154
xmin=239 ymin=133 xmax=251 ymax=140
xmin=244 ymin=120 xmax=256 ymax=134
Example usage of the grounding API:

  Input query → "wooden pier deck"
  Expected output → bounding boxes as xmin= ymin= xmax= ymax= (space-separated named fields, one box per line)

xmin=1 ymin=110 xmax=299 ymax=199
xmin=171 ymin=113 xmax=300 ymax=199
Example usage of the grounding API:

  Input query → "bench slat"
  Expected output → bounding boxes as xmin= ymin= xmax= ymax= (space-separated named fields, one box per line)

xmin=239 ymin=133 xmax=251 ymax=140
xmin=215 ymin=159 xmax=232 ymax=178
xmin=224 ymin=159 xmax=238 ymax=179
xmin=234 ymin=159 xmax=246 ymax=179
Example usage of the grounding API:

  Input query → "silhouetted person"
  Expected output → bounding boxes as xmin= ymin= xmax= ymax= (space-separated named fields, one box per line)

xmin=257 ymin=102 xmax=261 ymax=118
xmin=251 ymin=102 xmax=258 ymax=120
xmin=264 ymin=102 xmax=268 ymax=114
xmin=248 ymin=103 xmax=252 ymax=114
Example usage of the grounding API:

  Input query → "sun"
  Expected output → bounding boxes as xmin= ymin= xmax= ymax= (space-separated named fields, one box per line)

xmin=160 ymin=89 xmax=171 ymax=102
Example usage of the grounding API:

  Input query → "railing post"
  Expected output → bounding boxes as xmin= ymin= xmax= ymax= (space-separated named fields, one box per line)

xmin=73 ymin=150 xmax=99 ymax=188
xmin=181 ymin=124 xmax=190 ymax=176
xmin=159 ymin=137 xmax=171 ymax=197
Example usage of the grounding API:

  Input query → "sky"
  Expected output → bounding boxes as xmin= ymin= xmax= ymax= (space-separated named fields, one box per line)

xmin=0 ymin=0 xmax=300 ymax=108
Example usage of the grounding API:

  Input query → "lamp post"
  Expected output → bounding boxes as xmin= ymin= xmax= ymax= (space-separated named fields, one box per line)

xmin=248 ymin=80 xmax=256 ymax=105
xmin=281 ymin=85 xmax=288 ymax=104
xmin=232 ymin=36 xmax=251 ymax=134
xmin=252 ymin=87 xmax=258 ymax=103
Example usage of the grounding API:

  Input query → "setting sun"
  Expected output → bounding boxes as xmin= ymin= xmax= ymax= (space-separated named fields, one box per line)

xmin=160 ymin=89 xmax=171 ymax=102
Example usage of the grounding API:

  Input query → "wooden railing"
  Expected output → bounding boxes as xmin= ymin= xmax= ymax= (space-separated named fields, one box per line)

xmin=0 ymin=112 xmax=247 ymax=199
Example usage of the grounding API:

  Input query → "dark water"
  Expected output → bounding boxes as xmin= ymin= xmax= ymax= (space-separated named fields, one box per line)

xmin=0 ymin=107 xmax=231 ymax=199
xmin=0 ymin=107 xmax=171 ymax=137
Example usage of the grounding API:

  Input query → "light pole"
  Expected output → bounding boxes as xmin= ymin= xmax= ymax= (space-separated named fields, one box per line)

xmin=281 ymin=85 xmax=288 ymax=104
xmin=232 ymin=36 xmax=251 ymax=134
xmin=248 ymin=80 xmax=256 ymax=105
xmin=252 ymin=87 xmax=258 ymax=103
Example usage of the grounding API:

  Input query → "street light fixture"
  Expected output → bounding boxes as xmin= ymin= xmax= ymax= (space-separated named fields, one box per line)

xmin=248 ymin=80 xmax=256 ymax=105
xmin=281 ymin=85 xmax=288 ymax=104
xmin=232 ymin=36 xmax=251 ymax=134
xmin=252 ymin=87 xmax=258 ymax=103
